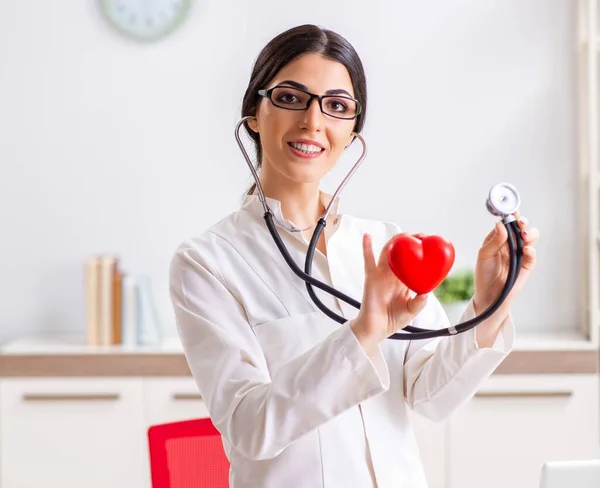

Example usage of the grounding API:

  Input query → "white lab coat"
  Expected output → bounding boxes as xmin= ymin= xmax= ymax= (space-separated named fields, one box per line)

xmin=169 ymin=192 xmax=514 ymax=488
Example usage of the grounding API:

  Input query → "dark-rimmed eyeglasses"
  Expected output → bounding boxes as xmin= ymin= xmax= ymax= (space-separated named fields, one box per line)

xmin=258 ymin=85 xmax=361 ymax=120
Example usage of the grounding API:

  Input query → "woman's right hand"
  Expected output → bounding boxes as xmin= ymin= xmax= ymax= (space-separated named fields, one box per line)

xmin=350 ymin=233 xmax=429 ymax=357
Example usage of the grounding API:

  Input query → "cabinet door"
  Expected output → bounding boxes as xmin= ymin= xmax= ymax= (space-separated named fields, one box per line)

xmin=0 ymin=378 xmax=147 ymax=488
xmin=143 ymin=377 xmax=209 ymax=426
xmin=448 ymin=374 xmax=600 ymax=488
xmin=141 ymin=378 xmax=211 ymax=488
xmin=408 ymin=410 xmax=448 ymax=488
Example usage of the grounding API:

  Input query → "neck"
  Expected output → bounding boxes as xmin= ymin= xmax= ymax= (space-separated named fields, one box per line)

xmin=259 ymin=174 xmax=324 ymax=230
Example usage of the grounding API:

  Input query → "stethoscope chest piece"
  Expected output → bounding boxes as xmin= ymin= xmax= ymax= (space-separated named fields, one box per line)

xmin=486 ymin=182 xmax=521 ymax=217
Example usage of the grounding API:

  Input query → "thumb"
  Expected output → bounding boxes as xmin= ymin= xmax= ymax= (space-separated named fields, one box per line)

xmin=407 ymin=293 xmax=429 ymax=316
xmin=479 ymin=221 xmax=508 ymax=259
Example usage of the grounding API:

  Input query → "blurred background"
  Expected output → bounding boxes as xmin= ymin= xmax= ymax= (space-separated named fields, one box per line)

xmin=0 ymin=1 xmax=598 ymax=487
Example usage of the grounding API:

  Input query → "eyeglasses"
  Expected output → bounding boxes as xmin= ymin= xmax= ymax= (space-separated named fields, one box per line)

xmin=257 ymin=85 xmax=361 ymax=120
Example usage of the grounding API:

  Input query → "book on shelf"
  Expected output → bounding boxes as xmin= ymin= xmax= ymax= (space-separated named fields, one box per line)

xmin=84 ymin=255 xmax=162 ymax=347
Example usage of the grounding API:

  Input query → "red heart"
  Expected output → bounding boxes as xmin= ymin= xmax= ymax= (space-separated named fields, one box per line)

xmin=387 ymin=234 xmax=455 ymax=294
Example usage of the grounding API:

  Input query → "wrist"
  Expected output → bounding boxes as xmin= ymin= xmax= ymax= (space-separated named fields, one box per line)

xmin=350 ymin=319 xmax=380 ymax=358
xmin=473 ymin=295 xmax=512 ymax=327
xmin=472 ymin=294 xmax=490 ymax=316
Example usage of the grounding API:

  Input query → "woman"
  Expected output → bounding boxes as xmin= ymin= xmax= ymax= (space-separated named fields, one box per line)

xmin=169 ymin=24 xmax=540 ymax=488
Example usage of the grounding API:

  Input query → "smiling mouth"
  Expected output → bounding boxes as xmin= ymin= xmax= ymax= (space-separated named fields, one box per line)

xmin=287 ymin=142 xmax=325 ymax=155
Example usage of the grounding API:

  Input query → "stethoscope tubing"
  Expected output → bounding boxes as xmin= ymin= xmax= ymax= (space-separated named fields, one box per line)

xmin=265 ymin=212 xmax=523 ymax=340
xmin=236 ymin=115 xmax=524 ymax=341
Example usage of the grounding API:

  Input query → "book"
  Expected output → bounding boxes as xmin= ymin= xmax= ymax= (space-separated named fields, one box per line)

xmin=112 ymin=270 xmax=123 ymax=345
xmin=121 ymin=275 xmax=139 ymax=347
xmin=98 ymin=256 xmax=118 ymax=345
xmin=85 ymin=255 xmax=120 ymax=346
xmin=84 ymin=255 xmax=162 ymax=347
xmin=84 ymin=256 xmax=102 ymax=346
xmin=136 ymin=275 xmax=163 ymax=346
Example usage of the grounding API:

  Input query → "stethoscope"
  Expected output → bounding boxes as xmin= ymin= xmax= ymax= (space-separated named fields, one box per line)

xmin=235 ymin=116 xmax=524 ymax=340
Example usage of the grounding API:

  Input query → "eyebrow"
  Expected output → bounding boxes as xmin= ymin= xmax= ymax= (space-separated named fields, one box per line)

xmin=277 ymin=80 xmax=354 ymax=98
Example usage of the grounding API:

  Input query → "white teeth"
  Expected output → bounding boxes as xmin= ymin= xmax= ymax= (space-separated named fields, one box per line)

xmin=290 ymin=142 xmax=323 ymax=154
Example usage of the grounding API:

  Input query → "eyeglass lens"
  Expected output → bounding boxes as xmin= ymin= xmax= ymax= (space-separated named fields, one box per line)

xmin=269 ymin=86 xmax=358 ymax=119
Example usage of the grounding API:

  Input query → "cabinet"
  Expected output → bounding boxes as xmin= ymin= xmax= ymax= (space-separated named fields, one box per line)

xmin=447 ymin=374 xmax=600 ymax=488
xmin=0 ymin=378 xmax=148 ymax=488
xmin=140 ymin=378 xmax=210 ymax=487
xmin=0 ymin=374 xmax=597 ymax=488
xmin=0 ymin=377 xmax=211 ymax=488
xmin=143 ymin=377 xmax=208 ymax=425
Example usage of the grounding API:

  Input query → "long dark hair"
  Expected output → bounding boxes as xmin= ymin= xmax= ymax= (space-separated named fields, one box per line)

xmin=241 ymin=24 xmax=368 ymax=196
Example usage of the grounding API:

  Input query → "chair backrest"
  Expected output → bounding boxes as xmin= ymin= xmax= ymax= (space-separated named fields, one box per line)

xmin=148 ymin=418 xmax=230 ymax=488
xmin=539 ymin=459 xmax=600 ymax=488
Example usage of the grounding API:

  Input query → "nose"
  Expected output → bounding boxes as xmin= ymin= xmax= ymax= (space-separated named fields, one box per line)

xmin=300 ymin=98 xmax=324 ymax=132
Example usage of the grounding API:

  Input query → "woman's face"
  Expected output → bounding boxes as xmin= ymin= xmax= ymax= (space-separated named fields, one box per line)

xmin=248 ymin=53 xmax=357 ymax=187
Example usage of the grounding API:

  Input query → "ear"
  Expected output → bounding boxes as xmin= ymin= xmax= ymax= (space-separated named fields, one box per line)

xmin=246 ymin=116 xmax=259 ymax=134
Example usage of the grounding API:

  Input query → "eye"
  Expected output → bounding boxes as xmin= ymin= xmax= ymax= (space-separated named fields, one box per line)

xmin=272 ymin=87 xmax=307 ymax=107
xmin=326 ymin=98 xmax=349 ymax=113
xmin=278 ymin=92 xmax=299 ymax=104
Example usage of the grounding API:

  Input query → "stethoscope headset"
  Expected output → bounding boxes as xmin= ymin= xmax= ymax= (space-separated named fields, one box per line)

xmin=235 ymin=116 xmax=524 ymax=340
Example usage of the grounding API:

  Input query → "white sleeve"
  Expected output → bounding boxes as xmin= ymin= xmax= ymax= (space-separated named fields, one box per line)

xmin=170 ymin=244 xmax=390 ymax=461
xmin=402 ymin=294 xmax=514 ymax=422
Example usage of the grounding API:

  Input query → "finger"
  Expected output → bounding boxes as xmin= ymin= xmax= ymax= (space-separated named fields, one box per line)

xmin=479 ymin=221 xmax=508 ymax=259
xmin=516 ymin=215 xmax=529 ymax=232
xmin=521 ymin=226 xmax=540 ymax=246
xmin=377 ymin=232 xmax=411 ymax=270
xmin=362 ymin=233 xmax=377 ymax=275
xmin=521 ymin=245 xmax=537 ymax=272
xmin=407 ymin=293 xmax=429 ymax=317
xmin=381 ymin=232 xmax=408 ymax=255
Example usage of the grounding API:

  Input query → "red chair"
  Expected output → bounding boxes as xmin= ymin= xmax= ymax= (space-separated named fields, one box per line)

xmin=148 ymin=418 xmax=230 ymax=488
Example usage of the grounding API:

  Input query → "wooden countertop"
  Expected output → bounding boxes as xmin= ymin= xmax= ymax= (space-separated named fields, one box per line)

xmin=0 ymin=334 xmax=597 ymax=377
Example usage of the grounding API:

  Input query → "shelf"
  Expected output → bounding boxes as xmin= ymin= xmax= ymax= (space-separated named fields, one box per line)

xmin=0 ymin=334 xmax=183 ymax=355
xmin=1 ymin=331 xmax=596 ymax=355
xmin=513 ymin=331 xmax=598 ymax=351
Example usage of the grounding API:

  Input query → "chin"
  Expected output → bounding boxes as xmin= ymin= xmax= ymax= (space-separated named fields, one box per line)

xmin=265 ymin=151 xmax=330 ymax=185
xmin=287 ymin=165 xmax=329 ymax=182
xmin=288 ymin=162 xmax=333 ymax=181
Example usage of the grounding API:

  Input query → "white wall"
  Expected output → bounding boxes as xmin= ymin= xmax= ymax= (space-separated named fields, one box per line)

xmin=0 ymin=0 xmax=579 ymax=342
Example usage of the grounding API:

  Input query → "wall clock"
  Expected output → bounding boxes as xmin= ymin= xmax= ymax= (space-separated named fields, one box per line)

xmin=100 ymin=0 xmax=192 ymax=42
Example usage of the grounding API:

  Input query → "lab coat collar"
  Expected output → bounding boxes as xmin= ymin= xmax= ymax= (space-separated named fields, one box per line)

xmin=241 ymin=190 xmax=340 ymax=226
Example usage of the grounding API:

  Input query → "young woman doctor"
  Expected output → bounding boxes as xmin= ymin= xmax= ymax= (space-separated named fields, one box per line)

xmin=169 ymin=24 xmax=540 ymax=488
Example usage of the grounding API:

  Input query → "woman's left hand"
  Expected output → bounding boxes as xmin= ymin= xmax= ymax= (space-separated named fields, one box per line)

xmin=473 ymin=213 xmax=540 ymax=316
